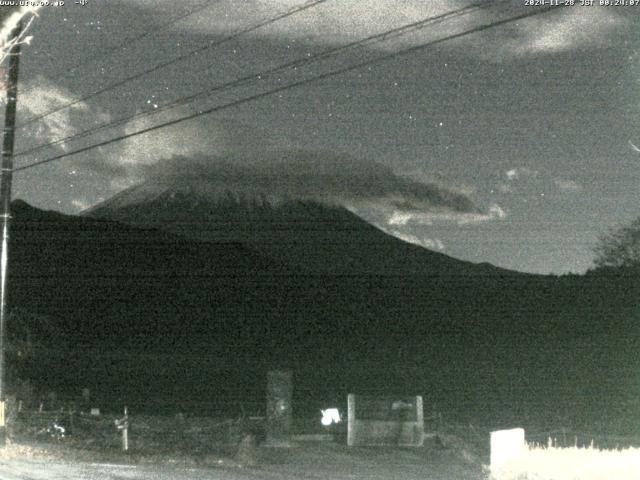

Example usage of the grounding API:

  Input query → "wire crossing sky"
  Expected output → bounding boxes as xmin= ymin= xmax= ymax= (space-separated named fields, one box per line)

xmin=15 ymin=0 xmax=509 ymax=160
xmin=16 ymin=0 xmax=329 ymax=129
xmin=17 ymin=0 xmax=219 ymax=100
xmin=15 ymin=2 xmax=556 ymax=172
xmin=11 ymin=0 xmax=640 ymax=275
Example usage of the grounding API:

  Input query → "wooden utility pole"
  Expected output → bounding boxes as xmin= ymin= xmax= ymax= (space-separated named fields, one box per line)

xmin=0 ymin=18 xmax=23 ymax=445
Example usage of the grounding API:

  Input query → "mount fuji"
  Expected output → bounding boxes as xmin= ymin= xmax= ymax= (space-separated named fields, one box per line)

xmin=7 ymin=150 xmax=638 ymax=424
xmin=83 ymin=153 xmax=507 ymax=277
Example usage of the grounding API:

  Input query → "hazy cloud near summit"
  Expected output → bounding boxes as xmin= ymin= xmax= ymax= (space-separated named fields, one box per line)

xmin=134 ymin=150 xmax=482 ymax=221
xmin=96 ymin=115 xmax=487 ymax=224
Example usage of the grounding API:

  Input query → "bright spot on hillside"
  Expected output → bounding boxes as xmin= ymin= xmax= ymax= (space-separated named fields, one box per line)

xmin=320 ymin=408 xmax=341 ymax=426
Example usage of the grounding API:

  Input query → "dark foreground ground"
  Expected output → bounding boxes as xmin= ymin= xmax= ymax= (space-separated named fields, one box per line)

xmin=0 ymin=434 xmax=488 ymax=480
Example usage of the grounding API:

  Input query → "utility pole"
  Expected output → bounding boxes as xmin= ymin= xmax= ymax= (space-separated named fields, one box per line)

xmin=0 ymin=18 xmax=23 ymax=445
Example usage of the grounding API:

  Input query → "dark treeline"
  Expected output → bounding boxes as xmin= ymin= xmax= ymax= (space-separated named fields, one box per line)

xmin=5 ymin=200 xmax=639 ymax=432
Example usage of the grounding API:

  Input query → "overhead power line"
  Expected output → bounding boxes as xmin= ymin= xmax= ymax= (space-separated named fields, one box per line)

xmin=166 ymin=0 xmax=511 ymax=91
xmin=16 ymin=0 xmax=330 ymax=129
xmin=16 ymin=0 xmax=507 ymax=159
xmin=14 ymin=4 xmax=560 ymax=174
xmin=19 ymin=1 xmax=219 ymax=99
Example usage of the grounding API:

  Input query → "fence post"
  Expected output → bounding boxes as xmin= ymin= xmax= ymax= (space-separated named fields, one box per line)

xmin=347 ymin=394 xmax=355 ymax=446
xmin=115 ymin=406 xmax=129 ymax=452
xmin=0 ymin=400 xmax=4 ymax=438
xmin=122 ymin=406 xmax=129 ymax=451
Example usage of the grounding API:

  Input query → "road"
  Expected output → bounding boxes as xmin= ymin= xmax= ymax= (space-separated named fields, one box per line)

xmin=0 ymin=459 xmax=488 ymax=480
xmin=0 ymin=454 xmax=487 ymax=479
xmin=1 ymin=460 xmax=266 ymax=480
xmin=0 ymin=440 xmax=489 ymax=479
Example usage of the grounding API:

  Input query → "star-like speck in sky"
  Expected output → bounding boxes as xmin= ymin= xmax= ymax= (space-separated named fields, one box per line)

xmin=4 ymin=1 xmax=640 ymax=274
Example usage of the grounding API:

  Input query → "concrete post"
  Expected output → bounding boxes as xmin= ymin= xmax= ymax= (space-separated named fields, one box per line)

xmin=265 ymin=370 xmax=292 ymax=447
xmin=347 ymin=394 xmax=355 ymax=447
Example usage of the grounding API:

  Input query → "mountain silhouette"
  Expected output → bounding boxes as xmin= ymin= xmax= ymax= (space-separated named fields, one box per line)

xmin=84 ymin=178 xmax=511 ymax=277
xmin=5 ymin=198 xmax=639 ymax=427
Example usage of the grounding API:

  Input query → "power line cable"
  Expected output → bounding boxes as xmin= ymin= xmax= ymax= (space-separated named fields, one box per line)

xmin=15 ymin=0 xmax=506 ymax=159
xmin=14 ymin=5 xmax=560 ymax=173
xmin=19 ymin=1 xmax=219 ymax=98
xmin=16 ymin=0 xmax=330 ymax=129
xmin=168 ymin=0 xmax=510 ymax=91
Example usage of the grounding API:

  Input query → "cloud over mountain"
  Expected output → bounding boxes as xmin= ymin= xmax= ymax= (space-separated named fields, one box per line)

xmin=131 ymin=150 xmax=481 ymax=223
xmin=99 ymin=115 xmax=489 ymax=224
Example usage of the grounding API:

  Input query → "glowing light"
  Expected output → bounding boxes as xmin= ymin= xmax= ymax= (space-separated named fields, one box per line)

xmin=491 ymin=428 xmax=526 ymax=473
xmin=320 ymin=408 xmax=341 ymax=426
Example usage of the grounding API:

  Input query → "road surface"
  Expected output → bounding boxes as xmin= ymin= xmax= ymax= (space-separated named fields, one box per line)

xmin=0 ymin=460 xmax=262 ymax=480
xmin=0 ymin=441 xmax=488 ymax=479
xmin=0 ymin=443 xmax=487 ymax=480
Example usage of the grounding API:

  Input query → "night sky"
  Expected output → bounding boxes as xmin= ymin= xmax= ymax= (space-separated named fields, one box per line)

xmin=5 ymin=1 xmax=640 ymax=274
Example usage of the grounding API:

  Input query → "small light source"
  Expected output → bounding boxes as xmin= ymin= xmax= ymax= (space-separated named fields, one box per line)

xmin=321 ymin=408 xmax=341 ymax=426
